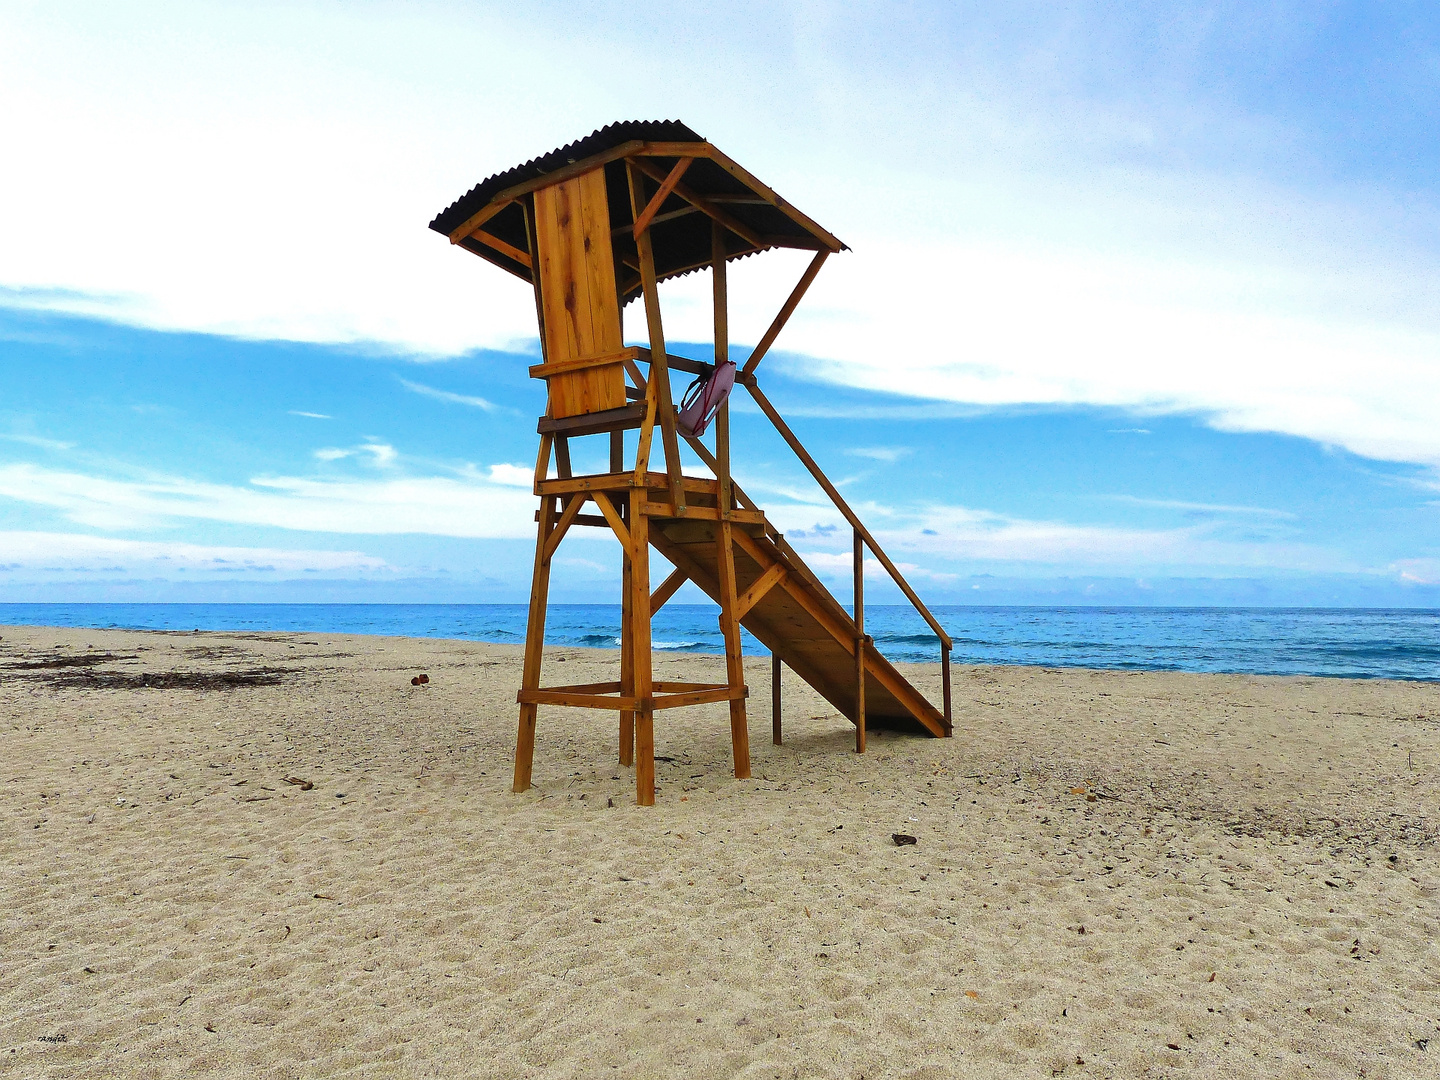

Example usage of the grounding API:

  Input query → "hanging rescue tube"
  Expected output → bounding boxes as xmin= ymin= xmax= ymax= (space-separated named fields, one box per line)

xmin=675 ymin=359 xmax=737 ymax=438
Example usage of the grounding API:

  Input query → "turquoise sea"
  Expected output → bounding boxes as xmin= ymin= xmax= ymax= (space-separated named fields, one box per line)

xmin=1 ymin=604 xmax=1436 ymax=681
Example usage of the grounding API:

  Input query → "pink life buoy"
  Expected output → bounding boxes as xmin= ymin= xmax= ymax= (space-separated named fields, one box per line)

xmin=676 ymin=359 xmax=737 ymax=438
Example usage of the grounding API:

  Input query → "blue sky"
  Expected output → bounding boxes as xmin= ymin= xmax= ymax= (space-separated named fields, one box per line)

xmin=1 ymin=1 xmax=1438 ymax=605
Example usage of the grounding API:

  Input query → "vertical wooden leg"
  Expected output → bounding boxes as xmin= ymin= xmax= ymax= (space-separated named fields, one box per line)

xmin=942 ymin=641 xmax=952 ymax=736
xmin=619 ymin=543 xmax=635 ymax=766
xmin=630 ymin=492 xmax=655 ymax=806
xmin=771 ymin=652 xmax=782 ymax=745
xmin=855 ymin=635 xmax=868 ymax=755
xmin=610 ymin=429 xmax=624 ymax=475
xmin=514 ymin=709 xmax=540 ymax=791
xmin=854 ymin=528 xmax=866 ymax=755
xmin=715 ymin=520 xmax=751 ymax=779
xmin=514 ymin=497 xmax=557 ymax=792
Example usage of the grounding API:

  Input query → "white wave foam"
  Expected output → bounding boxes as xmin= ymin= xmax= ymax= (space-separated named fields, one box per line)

xmin=606 ymin=637 xmax=705 ymax=651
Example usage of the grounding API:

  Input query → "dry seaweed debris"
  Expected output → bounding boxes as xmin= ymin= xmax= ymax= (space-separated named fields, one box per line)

xmin=4 ymin=653 xmax=138 ymax=670
xmin=2 ymin=662 xmax=292 ymax=691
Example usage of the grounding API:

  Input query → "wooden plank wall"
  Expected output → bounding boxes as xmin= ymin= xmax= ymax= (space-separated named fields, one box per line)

xmin=532 ymin=170 xmax=625 ymax=419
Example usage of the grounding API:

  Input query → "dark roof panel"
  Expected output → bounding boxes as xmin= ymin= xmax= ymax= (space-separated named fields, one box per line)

xmin=428 ymin=120 xmax=704 ymax=237
xmin=430 ymin=120 xmax=844 ymax=300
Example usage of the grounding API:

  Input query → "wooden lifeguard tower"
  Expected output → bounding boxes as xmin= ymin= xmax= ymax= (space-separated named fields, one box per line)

xmin=431 ymin=121 xmax=953 ymax=805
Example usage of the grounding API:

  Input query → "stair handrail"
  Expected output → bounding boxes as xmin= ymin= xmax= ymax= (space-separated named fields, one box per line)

xmin=742 ymin=379 xmax=953 ymax=652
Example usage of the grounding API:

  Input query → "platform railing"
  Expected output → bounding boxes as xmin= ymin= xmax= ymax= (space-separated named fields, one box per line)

xmin=741 ymin=376 xmax=953 ymax=733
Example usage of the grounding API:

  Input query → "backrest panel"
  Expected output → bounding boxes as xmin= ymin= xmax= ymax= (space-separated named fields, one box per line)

xmin=533 ymin=169 xmax=624 ymax=419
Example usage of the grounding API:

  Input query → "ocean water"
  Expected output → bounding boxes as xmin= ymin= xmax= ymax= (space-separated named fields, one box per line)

xmin=1 ymin=603 xmax=1436 ymax=681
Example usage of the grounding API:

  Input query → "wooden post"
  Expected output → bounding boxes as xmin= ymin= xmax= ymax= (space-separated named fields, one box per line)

xmin=620 ymin=538 xmax=635 ymax=766
xmin=634 ymin=374 xmax=657 ymax=484
xmin=626 ymin=162 xmax=686 ymax=516
xmin=533 ymin=430 xmax=553 ymax=488
xmin=514 ymin=496 xmax=557 ymax=791
xmin=715 ymin=411 xmax=731 ymax=516
xmin=522 ymin=198 xmax=547 ymax=363
xmin=715 ymin=520 xmax=751 ymax=779
xmin=942 ymin=640 xmax=952 ymax=735
xmin=629 ymin=490 xmax=655 ymax=805
xmin=771 ymin=652 xmax=782 ymax=745
xmin=853 ymin=527 xmax=866 ymax=754
xmin=610 ymin=430 xmax=624 ymax=475
xmin=713 ymin=221 xmax=733 ymax=517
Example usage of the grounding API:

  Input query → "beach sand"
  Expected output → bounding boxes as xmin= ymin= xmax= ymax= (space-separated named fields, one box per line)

xmin=2 ymin=625 xmax=1438 ymax=1078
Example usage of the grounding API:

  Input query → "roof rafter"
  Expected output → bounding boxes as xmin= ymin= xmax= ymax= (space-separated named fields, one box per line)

xmin=469 ymin=229 xmax=532 ymax=269
xmin=626 ymin=156 xmax=767 ymax=250
xmin=612 ymin=204 xmax=703 ymax=237
xmin=704 ymin=146 xmax=845 ymax=253
xmin=630 ymin=157 xmax=694 ymax=238
xmin=447 ymin=198 xmax=515 ymax=245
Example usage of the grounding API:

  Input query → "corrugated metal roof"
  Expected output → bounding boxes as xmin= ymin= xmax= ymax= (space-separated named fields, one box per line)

xmin=430 ymin=120 xmax=843 ymax=301
xmin=428 ymin=120 xmax=704 ymax=237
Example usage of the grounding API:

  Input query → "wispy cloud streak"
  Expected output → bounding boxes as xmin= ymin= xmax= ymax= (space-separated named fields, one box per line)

xmin=0 ymin=531 xmax=387 ymax=574
xmin=1102 ymin=495 xmax=1295 ymax=518
xmin=0 ymin=463 xmax=536 ymax=538
xmin=0 ymin=433 xmax=74 ymax=451
xmin=399 ymin=378 xmax=500 ymax=413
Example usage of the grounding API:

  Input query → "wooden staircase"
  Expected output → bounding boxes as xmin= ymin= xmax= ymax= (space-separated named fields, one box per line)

xmin=647 ymin=492 xmax=947 ymax=738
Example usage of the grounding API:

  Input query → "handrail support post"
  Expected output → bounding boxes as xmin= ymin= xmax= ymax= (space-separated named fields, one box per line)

xmin=772 ymin=652 xmax=782 ymax=745
xmin=854 ymin=527 xmax=866 ymax=754
xmin=942 ymin=641 xmax=952 ymax=734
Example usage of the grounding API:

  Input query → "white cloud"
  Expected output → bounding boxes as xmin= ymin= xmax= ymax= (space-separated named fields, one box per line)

xmin=783 ymin=498 xmax=1352 ymax=575
xmin=313 ymin=442 xmax=396 ymax=466
xmin=2 ymin=0 xmax=1438 ymax=477
xmin=844 ymin=446 xmax=912 ymax=463
xmin=486 ymin=463 xmax=533 ymax=487
xmin=799 ymin=550 xmax=954 ymax=583
xmin=0 ymin=462 xmax=537 ymax=538
xmin=1391 ymin=558 xmax=1440 ymax=585
xmin=360 ymin=442 xmax=397 ymax=467
xmin=399 ymin=379 xmax=501 ymax=413
xmin=0 ymin=531 xmax=387 ymax=575
xmin=0 ymin=433 xmax=75 ymax=451
xmin=760 ymin=237 xmax=1440 ymax=471
xmin=891 ymin=504 xmax=1348 ymax=572
xmin=1103 ymin=495 xmax=1294 ymax=518
xmin=289 ymin=410 xmax=331 ymax=419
